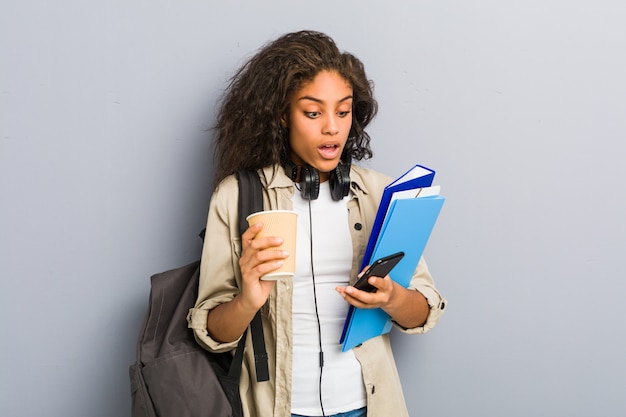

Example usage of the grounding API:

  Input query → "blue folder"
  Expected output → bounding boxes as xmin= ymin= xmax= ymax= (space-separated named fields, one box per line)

xmin=361 ymin=164 xmax=435 ymax=267
xmin=340 ymin=187 xmax=445 ymax=351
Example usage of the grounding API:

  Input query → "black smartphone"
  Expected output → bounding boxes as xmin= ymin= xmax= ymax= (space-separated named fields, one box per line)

xmin=353 ymin=251 xmax=405 ymax=293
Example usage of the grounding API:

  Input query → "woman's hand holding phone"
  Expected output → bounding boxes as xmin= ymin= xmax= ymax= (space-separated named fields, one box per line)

xmin=353 ymin=252 xmax=405 ymax=293
xmin=336 ymin=251 xmax=405 ymax=309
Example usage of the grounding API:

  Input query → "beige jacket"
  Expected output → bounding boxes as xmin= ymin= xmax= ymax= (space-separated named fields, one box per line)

xmin=188 ymin=165 xmax=446 ymax=417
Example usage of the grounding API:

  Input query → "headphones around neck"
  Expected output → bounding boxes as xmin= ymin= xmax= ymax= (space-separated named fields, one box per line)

xmin=284 ymin=156 xmax=351 ymax=201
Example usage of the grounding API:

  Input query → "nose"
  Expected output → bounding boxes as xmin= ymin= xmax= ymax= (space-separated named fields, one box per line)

xmin=323 ymin=114 xmax=339 ymax=135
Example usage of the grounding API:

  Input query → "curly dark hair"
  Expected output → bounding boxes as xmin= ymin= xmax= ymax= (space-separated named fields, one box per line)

xmin=212 ymin=30 xmax=378 ymax=187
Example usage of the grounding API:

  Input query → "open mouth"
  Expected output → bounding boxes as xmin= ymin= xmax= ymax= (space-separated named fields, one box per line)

xmin=318 ymin=144 xmax=341 ymax=159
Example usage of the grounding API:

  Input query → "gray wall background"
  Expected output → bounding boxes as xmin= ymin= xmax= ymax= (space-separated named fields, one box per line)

xmin=2 ymin=1 xmax=625 ymax=416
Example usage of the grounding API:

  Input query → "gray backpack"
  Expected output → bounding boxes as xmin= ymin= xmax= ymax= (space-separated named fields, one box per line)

xmin=129 ymin=170 xmax=269 ymax=417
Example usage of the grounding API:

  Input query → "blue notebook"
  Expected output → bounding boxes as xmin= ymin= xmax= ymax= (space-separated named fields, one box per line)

xmin=340 ymin=185 xmax=445 ymax=351
xmin=361 ymin=164 xmax=435 ymax=267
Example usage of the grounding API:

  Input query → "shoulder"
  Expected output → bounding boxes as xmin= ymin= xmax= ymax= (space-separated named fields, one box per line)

xmin=212 ymin=174 xmax=239 ymax=202
xmin=208 ymin=174 xmax=241 ymax=224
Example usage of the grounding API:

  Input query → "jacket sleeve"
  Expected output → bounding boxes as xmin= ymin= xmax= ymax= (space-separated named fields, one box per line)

xmin=392 ymin=256 xmax=447 ymax=334
xmin=187 ymin=175 xmax=243 ymax=353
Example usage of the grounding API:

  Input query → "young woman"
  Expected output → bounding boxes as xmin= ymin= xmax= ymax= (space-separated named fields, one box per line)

xmin=189 ymin=30 xmax=446 ymax=417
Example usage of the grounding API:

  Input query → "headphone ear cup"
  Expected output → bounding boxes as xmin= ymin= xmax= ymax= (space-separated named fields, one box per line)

xmin=300 ymin=165 xmax=320 ymax=200
xmin=284 ymin=160 xmax=298 ymax=182
xmin=329 ymin=163 xmax=351 ymax=201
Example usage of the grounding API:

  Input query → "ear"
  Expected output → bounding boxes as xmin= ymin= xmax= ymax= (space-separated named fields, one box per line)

xmin=280 ymin=114 xmax=288 ymax=128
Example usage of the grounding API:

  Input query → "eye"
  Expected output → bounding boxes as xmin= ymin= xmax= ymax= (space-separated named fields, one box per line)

xmin=337 ymin=110 xmax=351 ymax=118
xmin=305 ymin=111 xmax=321 ymax=119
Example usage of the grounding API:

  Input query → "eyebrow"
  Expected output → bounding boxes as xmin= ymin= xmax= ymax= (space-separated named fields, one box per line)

xmin=298 ymin=95 xmax=353 ymax=104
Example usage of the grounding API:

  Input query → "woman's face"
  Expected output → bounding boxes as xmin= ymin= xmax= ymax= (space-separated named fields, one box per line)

xmin=287 ymin=70 xmax=353 ymax=182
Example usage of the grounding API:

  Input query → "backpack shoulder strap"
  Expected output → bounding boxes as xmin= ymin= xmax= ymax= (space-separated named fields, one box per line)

xmin=236 ymin=170 xmax=264 ymax=236
xmin=232 ymin=170 xmax=269 ymax=383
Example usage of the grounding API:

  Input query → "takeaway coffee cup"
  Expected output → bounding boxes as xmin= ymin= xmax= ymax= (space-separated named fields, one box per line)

xmin=246 ymin=210 xmax=297 ymax=280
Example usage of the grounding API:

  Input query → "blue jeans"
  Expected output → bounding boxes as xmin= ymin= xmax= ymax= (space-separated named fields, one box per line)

xmin=291 ymin=407 xmax=367 ymax=417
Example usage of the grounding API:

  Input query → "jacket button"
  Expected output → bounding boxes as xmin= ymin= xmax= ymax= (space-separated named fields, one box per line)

xmin=354 ymin=223 xmax=362 ymax=230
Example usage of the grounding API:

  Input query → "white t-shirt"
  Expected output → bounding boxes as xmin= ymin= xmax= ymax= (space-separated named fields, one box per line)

xmin=290 ymin=181 xmax=367 ymax=415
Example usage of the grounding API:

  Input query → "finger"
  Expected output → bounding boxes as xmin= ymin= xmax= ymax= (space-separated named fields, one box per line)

xmin=241 ymin=259 xmax=285 ymax=289
xmin=339 ymin=290 xmax=374 ymax=309
xmin=241 ymin=249 xmax=288 ymax=280
xmin=376 ymin=275 xmax=394 ymax=292
xmin=356 ymin=265 xmax=369 ymax=278
xmin=245 ymin=235 xmax=285 ymax=253
xmin=343 ymin=284 xmax=375 ymax=303
xmin=255 ymin=258 xmax=285 ymax=277
xmin=253 ymin=248 xmax=290 ymax=265
xmin=242 ymin=222 xmax=263 ymax=245
xmin=241 ymin=236 xmax=284 ymax=270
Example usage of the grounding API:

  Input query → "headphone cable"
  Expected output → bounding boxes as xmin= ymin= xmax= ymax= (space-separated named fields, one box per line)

xmin=307 ymin=199 xmax=326 ymax=417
